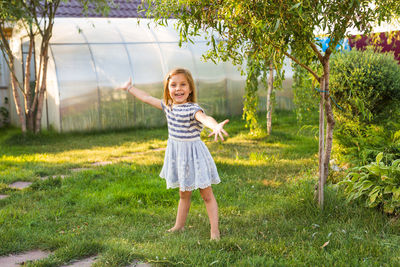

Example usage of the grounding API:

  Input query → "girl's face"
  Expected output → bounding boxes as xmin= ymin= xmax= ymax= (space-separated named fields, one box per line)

xmin=168 ymin=73 xmax=192 ymax=104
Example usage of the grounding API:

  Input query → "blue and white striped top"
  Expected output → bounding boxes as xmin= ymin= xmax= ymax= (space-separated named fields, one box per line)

xmin=161 ymin=101 xmax=204 ymax=141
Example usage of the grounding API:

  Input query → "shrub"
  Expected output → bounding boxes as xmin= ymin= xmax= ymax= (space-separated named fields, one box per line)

xmin=329 ymin=48 xmax=400 ymax=167
xmin=330 ymin=47 xmax=400 ymax=123
xmin=339 ymin=153 xmax=400 ymax=214
xmin=293 ymin=48 xmax=400 ymax=168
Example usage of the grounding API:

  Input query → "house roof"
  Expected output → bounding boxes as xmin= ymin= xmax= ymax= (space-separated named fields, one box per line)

xmin=56 ymin=0 xmax=143 ymax=18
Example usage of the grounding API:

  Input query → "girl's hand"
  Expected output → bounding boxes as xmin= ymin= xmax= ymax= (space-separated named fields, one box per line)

xmin=117 ymin=77 xmax=132 ymax=91
xmin=208 ymin=119 xmax=229 ymax=141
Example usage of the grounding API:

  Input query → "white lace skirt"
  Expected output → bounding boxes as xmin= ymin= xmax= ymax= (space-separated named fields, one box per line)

xmin=160 ymin=138 xmax=220 ymax=191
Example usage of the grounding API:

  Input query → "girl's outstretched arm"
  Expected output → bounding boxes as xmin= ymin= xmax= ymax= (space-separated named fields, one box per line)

xmin=116 ymin=77 xmax=162 ymax=110
xmin=195 ymin=111 xmax=229 ymax=141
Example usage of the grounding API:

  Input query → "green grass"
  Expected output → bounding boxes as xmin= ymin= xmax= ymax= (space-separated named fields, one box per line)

xmin=1 ymin=110 xmax=400 ymax=266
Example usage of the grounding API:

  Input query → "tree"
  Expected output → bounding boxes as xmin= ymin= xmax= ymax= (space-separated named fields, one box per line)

xmin=242 ymin=50 xmax=283 ymax=136
xmin=143 ymin=0 xmax=400 ymax=208
xmin=0 ymin=0 xmax=111 ymax=133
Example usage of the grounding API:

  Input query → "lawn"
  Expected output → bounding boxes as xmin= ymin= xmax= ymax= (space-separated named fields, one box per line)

xmin=0 ymin=111 xmax=400 ymax=266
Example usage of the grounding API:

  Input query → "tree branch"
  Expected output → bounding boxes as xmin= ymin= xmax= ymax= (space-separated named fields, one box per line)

xmin=282 ymin=50 xmax=321 ymax=81
xmin=0 ymin=28 xmax=24 ymax=94
xmin=309 ymin=41 xmax=324 ymax=63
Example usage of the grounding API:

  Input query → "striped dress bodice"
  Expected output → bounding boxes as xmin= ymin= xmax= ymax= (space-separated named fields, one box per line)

xmin=161 ymin=101 xmax=204 ymax=141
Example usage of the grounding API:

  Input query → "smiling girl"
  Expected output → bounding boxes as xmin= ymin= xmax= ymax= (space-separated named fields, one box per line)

xmin=118 ymin=68 xmax=228 ymax=240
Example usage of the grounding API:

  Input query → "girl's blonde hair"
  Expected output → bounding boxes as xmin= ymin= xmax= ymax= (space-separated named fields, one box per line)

xmin=163 ymin=68 xmax=197 ymax=105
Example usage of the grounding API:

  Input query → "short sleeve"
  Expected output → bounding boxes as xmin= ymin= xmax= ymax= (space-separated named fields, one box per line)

xmin=160 ymin=100 xmax=166 ymax=114
xmin=191 ymin=103 xmax=204 ymax=120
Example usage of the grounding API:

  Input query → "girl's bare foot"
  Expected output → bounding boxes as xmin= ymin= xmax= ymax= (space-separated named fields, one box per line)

xmin=167 ymin=226 xmax=184 ymax=233
xmin=210 ymin=230 xmax=220 ymax=241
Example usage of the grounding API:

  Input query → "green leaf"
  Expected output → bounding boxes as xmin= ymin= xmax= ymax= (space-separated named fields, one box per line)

xmin=393 ymin=188 xmax=400 ymax=199
xmin=365 ymin=165 xmax=381 ymax=176
xmin=392 ymin=159 xmax=400 ymax=167
xmin=383 ymin=204 xmax=395 ymax=214
xmin=360 ymin=180 xmax=374 ymax=191
xmin=347 ymin=172 xmax=361 ymax=182
xmin=273 ymin=19 xmax=280 ymax=33
xmin=384 ymin=185 xmax=394 ymax=194
xmin=376 ymin=152 xmax=383 ymax=165
xmin=368 ymin=190 xmax=380 ymax=206
xmin=289 ymin=2 xmax=302 ymax=11
xmin=368 ymin=186 xmax=382 ymax=197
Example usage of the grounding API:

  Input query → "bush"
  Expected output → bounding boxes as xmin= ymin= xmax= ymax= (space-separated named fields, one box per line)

xmin=339 ymin=153 xmax=400 ymax=214
xmin=330 ymin=48 xmax=400 ymax=123
xmin=330 ymin=48 xmax=400 ymax=167
xmin=292 ymin=48 xmax=400 ymax=167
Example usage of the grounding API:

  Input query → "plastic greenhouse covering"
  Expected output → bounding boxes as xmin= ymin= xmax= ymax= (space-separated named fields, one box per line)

xmin=35 ymin=18 xmax=245 ymax=132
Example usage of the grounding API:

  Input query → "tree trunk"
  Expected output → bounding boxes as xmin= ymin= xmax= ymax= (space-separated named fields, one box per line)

xmin=35 ymin=29 xmax=52 ymax=133
xmin=35 ymin=52 xmax=49 ymax=133
xmin=24 ymin=34 xmax=34 ymax=132
xmin=266 ymin=62 xmax=273 ymax=135
xmin=10 ymin=61 xmax=27 ymax=133
xmin=323 ymin=60 xmax=335 ymax=185
xmin=317 ymin=59 xmax=335 ymax=209
xmin=318 ymin=77 xmax=325 ymax=209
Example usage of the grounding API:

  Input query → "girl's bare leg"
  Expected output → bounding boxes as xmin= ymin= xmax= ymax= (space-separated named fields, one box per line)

xmin=168 ymin=190 xmax=192 ymax=232
xmin=199 ymin=186 xmax=220 ymax=240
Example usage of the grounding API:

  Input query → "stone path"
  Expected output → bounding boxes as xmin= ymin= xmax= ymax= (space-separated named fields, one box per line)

xmin=0 ymin=194 xmax=9 ymax=199
xmin=9 ymin=181 xmax=32 ymax=190
xmin=62 ymin=256 xmax=97 ymax=267
xmin=0 ymin=250 xmax=50 ymax=266
xmin=41 ymin=174 xmax=68 ymax=180
xmin=129 ymin=260 xmax=152 ymax=267
xmin=0 ymin=251 xmax=152 ymax=266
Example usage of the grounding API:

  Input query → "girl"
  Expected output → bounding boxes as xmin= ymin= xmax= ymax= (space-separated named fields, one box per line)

xmin=118 ymin=68 xmax=228 ymax=240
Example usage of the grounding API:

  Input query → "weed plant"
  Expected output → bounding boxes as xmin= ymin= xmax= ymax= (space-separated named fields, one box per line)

xmin=1 ymin=111 xmax=400 ymax=266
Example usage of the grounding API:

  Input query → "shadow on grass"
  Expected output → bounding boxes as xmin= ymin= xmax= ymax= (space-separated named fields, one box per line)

xmin=1 ymin=126 xmax=168 ymax=154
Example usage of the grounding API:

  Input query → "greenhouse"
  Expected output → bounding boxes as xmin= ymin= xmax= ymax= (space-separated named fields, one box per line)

xmin=5 ymin=18 xmax=251 ymax=132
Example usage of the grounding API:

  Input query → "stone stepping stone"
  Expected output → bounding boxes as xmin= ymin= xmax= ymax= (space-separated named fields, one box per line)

xmin=91 ymin=161 xmax=112 ymax=166
xmin=128 ymin=260 xmax=152 ymax=267
xmin=135 ymin=263 xmax=152 ymax=267
xmin=9 ymin=181 xmax=33 ymax=190
xmin=0 ymin=250 xmax=50 ymax=266
xmin=62 ymin=256 xmax=97 ymax=267
xmin=41 ymin=175 xmax=68 ymax=180
xmin=0 ymin=194 xmax=9 ymax=200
